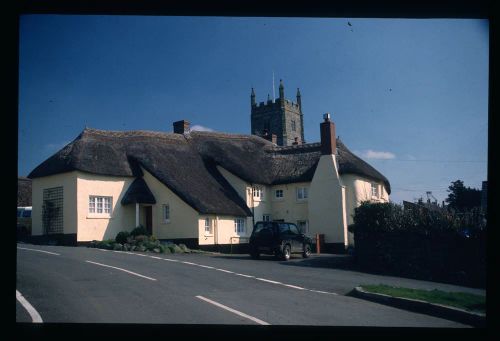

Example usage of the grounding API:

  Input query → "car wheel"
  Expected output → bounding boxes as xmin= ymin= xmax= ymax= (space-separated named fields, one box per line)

xmin=302 ymin=244 xmax=311 ymax=258
xmin=281 ymin=244 xmax=291 ymax=261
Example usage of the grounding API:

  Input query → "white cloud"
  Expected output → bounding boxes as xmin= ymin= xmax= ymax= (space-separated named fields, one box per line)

xmin=359 ymin=149 xmax=396 ymax=160
xmin=44 ymin=141 xmax=70 ymax=153
xmin=190 ymin=124 xmax=215 ymax=132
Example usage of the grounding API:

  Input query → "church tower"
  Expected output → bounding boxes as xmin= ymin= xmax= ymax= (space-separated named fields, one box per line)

xmin=250 ymin=80 xmax=305 ymax=146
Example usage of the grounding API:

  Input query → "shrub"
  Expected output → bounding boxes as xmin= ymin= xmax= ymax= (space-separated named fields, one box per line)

xmin=168 ymin=244 xmax=183 ymax=253
xmin=179 ymin=243 xmax=190 ymax=253
xmin=134 ymin=235 xmax=149 ymax=245
xmin=130 ymin=225 xmax=150 ymax=237
xmin=113 ymin=243 xmax=123 ymax=251
xmin=163 ymin=245 xmax=171 ymax=254
xmin=115 ymin=231 xmax=130 ymax=245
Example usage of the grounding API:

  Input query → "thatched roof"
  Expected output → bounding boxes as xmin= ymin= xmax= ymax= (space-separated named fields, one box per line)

xmin=28 ymin=128 xmax=390 ymax=216
xmin=121 ymin=177 xmax=156 ymax=205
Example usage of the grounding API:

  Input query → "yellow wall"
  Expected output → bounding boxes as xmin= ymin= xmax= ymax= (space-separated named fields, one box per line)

xmin=198 ymin=215 xmax=253 ymax=245
xmin=31 ymin=172 xmax=78 ymax=236
xmin=341 ymin=173 xmax=390 ymax=245
xmin=270 ymin=183 xmax=309 ymax=225
xmin=308 ymin=155 xmax=348 ymax=245
xmin=141 ymin=168 xmax=199 ymax=240
xmin=75 ymin=171 xmax=135 ymax=241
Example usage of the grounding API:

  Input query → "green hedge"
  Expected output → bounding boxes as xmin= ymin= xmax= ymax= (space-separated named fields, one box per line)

xmin=349 ymin=202 xmax=486 ymax=287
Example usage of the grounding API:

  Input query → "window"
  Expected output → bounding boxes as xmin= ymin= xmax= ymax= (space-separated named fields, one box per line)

xmin=289 ymin=224 xmax=300 ymax=235
xmin=296 ymin=187 xmax=308 ymax=200
xmin=291 ymin=120 xmax=296 ymax=131
xmin=204 ymin=217 xmax=212 ymax=234
xmin=89 ymin=196 xmax=112 ymax=214
xmin=234 ymin=218 xmax=245 ymax=234
xmin=263 ymin=214 xmax=271 ymax=222
xmin=371 ymin=183 xmax=379 ymax=198
xmin=252 ymin=187 xmax=263 ymax=200
xmin=275 ymin=189 xmax=283 ymax=199
xmin=163 ymin=204 xmax=170 ymax=223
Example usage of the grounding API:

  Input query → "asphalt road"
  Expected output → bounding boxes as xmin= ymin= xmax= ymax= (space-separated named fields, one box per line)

xmin=16 ymin=244 xmax=479 ymax=326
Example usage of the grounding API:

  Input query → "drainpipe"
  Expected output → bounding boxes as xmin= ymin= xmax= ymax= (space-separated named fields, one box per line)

xmin=250 ymin=184 xmax=255 ymax=227
xmin=135 ymin=203 xmax=139 ymax=227
xmin=215 ymin=215 xmax=218 ymax=246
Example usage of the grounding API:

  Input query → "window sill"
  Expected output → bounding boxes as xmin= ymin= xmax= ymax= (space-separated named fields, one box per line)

xmin=296 ymin=199 xmax=308 ymax=203
xmin=161 ymin=220 xmax=171 ymax=224
xmin=87 ymin=214 xmax=112 ymax=219
xmin=204 ymin=233 xmax=214 ymax=237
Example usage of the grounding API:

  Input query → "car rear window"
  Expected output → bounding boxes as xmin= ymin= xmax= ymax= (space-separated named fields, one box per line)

xmin=253 ymin=222 xmax=273 ymax=235
xmin=22 ymin=210 xmax=32 ymax=218
xmin=17 ymin=209 xmax=23 ymax=217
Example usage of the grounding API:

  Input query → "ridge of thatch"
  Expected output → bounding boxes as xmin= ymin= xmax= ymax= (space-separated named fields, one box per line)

xmin=28 ymin=127 xmax=391 ymax=216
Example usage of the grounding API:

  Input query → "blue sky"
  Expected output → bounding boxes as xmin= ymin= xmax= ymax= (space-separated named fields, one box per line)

xmin=18 ymin=15 xmax=489 ymax=204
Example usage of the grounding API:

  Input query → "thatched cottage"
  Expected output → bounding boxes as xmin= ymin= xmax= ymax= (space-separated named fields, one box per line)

xmin=28 ymin=113 xmax=390 ymax=252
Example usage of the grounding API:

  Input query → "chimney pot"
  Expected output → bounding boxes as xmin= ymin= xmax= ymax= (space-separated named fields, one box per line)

xmin=173 ymin=120 xmax=190 ymax=134
xmin=271 ymin=134 xmax=277 ymax=144
xmin=323 ymin=113 xmax=331 ymax=121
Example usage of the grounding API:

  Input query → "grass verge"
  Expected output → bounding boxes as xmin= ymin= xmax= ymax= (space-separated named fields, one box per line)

xmin=360 ymin=284 xmax=485 ymax=314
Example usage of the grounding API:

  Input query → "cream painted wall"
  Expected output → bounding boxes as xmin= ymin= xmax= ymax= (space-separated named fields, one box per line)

xmin=198 ymin=215 xmax=253 ymax=245
xmin=308 ymin=155 xmax=348 ymax=245
xmin=75 ymin=171 xmax=135 ymax=241
xmin=31 ymin=172 xmax=78 ymax=236
xmin=340 ymin=173 xmax=390 ymax=245
xmin=141 ymin=168 xmax=199 ymax=240
xmin=270 ymin=183 xmax=309 ymax=226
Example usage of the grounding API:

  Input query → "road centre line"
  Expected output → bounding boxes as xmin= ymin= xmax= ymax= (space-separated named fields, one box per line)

xmin=16 ymin=290 xmax=43 ymax=323
xmin=85 ymin=260 xmax=157 ymax=281
xmin=95 ymin=248 xmax=338 ymax=295
xmin=196 ymin=295 xmax=270 ymax=325
xmin=17 ymin=247 xmax=60 ymax=256
xmin=256 ymin=278 xmax=282 ymax=285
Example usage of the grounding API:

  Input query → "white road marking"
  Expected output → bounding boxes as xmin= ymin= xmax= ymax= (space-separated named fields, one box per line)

xmin=98 ymin=249 xmax=109 ymax=252
xmin=163 ymin=258 xmax=179 ymax=262
xmin=282 ymin=284 xmax=305 ymax=290
xmin=234 ymin=273 xmax=254 ymax=278
xmin=17 ymin=247 xmax=60 ymax=256
xmin=85 ymin=261 xmax=157 ymax=281
xmin=197 ymin=265 xmax=215 ymax=269
xmin=309 ymin=289 xmax=338 ymax=295
xmin=92 ymin=248 xmax=338 ymax=295
xmin=16 ymin=290 xmax=43 ymax=323
xmin=215 ymin=268 xmax=234 ymax=273
xmin=182 ymin=261 xmax=197 ymax=265
xmin=196 ymin=295 xmax=270 ymax=325
xmin=256 ymin=278 xmax=282 ymax=285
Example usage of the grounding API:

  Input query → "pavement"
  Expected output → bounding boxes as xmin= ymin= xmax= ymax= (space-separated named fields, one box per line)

xmin=16 ymin=243 xmax=485 ymax=327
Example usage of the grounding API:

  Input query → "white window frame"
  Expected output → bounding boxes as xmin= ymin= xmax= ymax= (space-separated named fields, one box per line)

xmin=204 ymin=217 xmax=212 ymax=235
xmin=263 ymin=214 xmax=271 ymax=222
xmin=275 ymin=189 xmax=284 ymax=199
xmin=88 ymin=196 xmax=112 ymax=216
xmin=252 ymin=186 xmax=263 ymax=201
xmin=234 ymin=218 xmax=245 ymax=235
xmin=296 ymin=187 xmax=308 ymax=201
xmin=163 ymin=204 xmax=170 ymax=223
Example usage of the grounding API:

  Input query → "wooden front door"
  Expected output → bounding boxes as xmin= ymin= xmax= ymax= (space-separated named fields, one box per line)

xmin=145 ymin=206 xmax=153 ymax=235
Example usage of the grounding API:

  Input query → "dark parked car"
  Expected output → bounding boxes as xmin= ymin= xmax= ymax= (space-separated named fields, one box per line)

xmin=249 ymin=221 xmax=313 ymax=260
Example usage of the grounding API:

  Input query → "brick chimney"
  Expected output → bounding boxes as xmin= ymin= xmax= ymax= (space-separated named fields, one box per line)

xmin=320 ymin=113 xmax=336 ymax=155
xmin=271 ymin=134 xmax=277 ymax=145
xmin=173 ymin=120 xmax=190 ymax=134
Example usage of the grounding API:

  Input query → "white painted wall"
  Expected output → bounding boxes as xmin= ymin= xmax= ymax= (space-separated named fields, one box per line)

xmin=270 ymin=183 xmax=309 ymax=227
xmin=308 ymin=155 xmax=348 ymax=246
xmin=198 ymin=215 xmax=253 ymax=246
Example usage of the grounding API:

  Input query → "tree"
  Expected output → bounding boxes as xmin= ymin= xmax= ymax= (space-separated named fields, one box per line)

xmin=445 ymin=180 xmax=481 ymax=212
